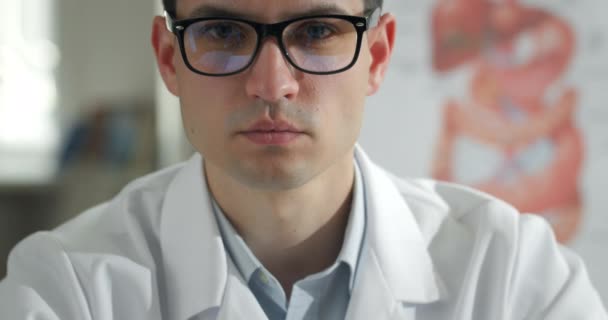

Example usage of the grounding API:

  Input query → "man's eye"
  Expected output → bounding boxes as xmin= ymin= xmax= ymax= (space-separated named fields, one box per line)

xmin=199 ymin=23 xmax=244 ymax=40
xmin=297 ymin=23 xmax=336 ymax=41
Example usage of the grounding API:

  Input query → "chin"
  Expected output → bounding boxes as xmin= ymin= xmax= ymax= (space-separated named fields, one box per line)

xmin=236 ymin=171 xmax=311 ymax=191
xmin=231 ymin=159 xmax=314 ymax=191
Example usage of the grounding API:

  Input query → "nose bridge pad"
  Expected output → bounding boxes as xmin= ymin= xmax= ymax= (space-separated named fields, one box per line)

xmin=261 ymin=24 xmax=283 ymax=42
xmin=247 ymin=24 xmax=299 ymax=100
xmin=255 ymin=25 xmax=293 ymax=72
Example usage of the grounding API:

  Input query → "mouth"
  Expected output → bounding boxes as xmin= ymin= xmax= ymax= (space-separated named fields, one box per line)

xmin=238 ymin=120 xmax=305 ymax=146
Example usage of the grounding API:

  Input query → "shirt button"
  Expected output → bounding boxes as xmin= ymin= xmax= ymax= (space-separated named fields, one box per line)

xmin=259 ymin=272 xmax=270 ymax=285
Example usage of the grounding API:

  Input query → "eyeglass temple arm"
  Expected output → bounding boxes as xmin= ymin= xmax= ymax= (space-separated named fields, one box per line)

xmin=164 ymin=8 xmax=382 ymax=32
xmin=367 ymin=8 xmax=382 ymax=29
xmin=164 ymin=11 xmax=174 ymax=32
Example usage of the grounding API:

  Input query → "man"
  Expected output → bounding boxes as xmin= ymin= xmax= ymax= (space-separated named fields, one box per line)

xmin=0 ymin=0 xmax=606 ymax=319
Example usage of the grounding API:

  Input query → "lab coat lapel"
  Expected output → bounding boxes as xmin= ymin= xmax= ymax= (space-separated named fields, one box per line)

xmin=159 ymin=154 xmax=229 ymax=320
xmin=345 ymin=246 xmax=399 ymax=319
xmin=346 ymin=146 xmax=443 ymax=319
xmin=216 ymin=259 xmax=268 ymax=320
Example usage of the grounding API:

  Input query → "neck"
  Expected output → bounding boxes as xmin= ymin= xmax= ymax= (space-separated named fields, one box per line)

xmin=205 ymin=153 xmax=355 ymax=291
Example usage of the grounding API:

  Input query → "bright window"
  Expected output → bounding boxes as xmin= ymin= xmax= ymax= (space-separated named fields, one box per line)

xmin=0 ymin=0 xmax=60 ymax=183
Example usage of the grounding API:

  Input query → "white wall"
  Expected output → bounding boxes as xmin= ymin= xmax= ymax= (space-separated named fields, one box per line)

xmin=0 ymin=0 xmax=60 ymax=184
xmin=55 ymin=0 xmax=156 ymax=126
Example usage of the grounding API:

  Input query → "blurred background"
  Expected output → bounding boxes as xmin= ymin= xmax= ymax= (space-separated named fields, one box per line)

xmin=0 ymin=0 xmax=190 ymax=278
xmin=0 ymin=0 xmax=606 ymax=306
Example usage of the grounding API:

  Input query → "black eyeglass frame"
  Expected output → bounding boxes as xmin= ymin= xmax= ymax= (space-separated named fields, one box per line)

xmin=164 ymin=9 xmax=381 ymax=76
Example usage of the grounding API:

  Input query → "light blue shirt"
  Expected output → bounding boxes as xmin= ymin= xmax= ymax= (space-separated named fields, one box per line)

xmin=213 ymin=161 xmax=366 ymax=320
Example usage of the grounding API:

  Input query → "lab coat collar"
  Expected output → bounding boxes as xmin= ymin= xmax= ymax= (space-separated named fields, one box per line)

xmin=215 ymin=258 xmax=268 ymax=320
xmin=159 ymin=153 xmax=228 ymax=320
xmin=159 ymin=146 xmax=442 ymax=320
xmin=352 ymin=145 xmax=442 ymax=304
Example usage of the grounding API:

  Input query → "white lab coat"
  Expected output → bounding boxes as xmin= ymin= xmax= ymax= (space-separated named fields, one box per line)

xmin=0 ymin=146 xmax=606 ymax=319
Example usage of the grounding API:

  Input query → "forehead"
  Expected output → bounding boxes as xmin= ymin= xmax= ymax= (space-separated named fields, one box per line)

xmin=177 ymin=0 xmax=365 ymax=21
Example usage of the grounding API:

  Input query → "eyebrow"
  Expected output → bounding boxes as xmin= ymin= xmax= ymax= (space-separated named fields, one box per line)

xmin=184 ymin=3 xmax=352 ymax=21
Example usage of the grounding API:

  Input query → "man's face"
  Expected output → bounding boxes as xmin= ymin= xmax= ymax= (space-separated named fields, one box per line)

xmin=154 ymin=0 xmax=393 ymax=191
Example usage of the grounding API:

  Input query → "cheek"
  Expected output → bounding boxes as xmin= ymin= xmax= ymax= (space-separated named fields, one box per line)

xmin=176 ymin=74 xmax=238 ymax=152
xmin=313 ymin=74 xmax=368 ymax=145
xmin=180 ymin=101 xmax=217 ymax=154
xmin=328 ymin=72 xmax=368 ymax=120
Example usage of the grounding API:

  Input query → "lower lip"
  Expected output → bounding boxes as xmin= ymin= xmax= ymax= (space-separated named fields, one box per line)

xmin=241 ymin=131 xmax=302 ymax=145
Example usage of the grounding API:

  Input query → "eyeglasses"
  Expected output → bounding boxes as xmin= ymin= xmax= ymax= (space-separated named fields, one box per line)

xmin=164 ymin=9 xmax=381 ymax=76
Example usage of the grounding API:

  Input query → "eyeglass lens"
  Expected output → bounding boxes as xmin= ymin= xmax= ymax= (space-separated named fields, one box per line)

xmin=183 ymin=17 xmax=359 ymax=75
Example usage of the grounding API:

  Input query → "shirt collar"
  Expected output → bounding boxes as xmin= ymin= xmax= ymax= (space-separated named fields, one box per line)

xmin=212 ymin=201 xmax=260 ymax=282
xmin=212 ymin=159 xmax=366 ymax=292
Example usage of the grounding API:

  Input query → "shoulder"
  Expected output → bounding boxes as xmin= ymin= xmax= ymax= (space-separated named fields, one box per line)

xmin=386 ymin=172 xmax=557 ymax=258
xmin=57 ymin=160 xmax=186 ymax=250
xmin=0 ymin=160 xmax=191 ymax=318
xmin=382 ymin=170 xmax=526 ymax=242
xmin=359 ymin=154 xmax=537 ymax=254
xmin=9 ymin=159 xmax=189 ymax=270
xmin=383 ymin=173 xmax=605 ymax=317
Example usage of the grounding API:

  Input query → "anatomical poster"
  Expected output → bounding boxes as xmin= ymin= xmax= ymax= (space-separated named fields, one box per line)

xmin=361 ymin=0 xmax=608 ymax=303
xmin=430 ymin=0 xmax=586 ymax=243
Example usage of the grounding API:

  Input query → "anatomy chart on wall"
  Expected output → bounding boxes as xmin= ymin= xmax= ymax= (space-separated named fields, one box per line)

xmin=361 ymin=0 xmax=608 ymax=303
xmin=428 ymin=0 xmax=606 ymax=244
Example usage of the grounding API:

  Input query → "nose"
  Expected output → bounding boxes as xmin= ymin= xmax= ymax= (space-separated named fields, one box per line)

xmin=245 ymin=39 xmax=300 ymax=103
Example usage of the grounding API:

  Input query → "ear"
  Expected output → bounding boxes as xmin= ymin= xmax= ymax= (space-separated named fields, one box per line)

xmin=151 ymin=16 xmax=180 ymax=96
xmin=366 ymin=13 xmax=397 ymax=96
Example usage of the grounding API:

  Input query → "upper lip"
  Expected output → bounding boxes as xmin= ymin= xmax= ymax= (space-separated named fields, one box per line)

xmin=242 ymin=120 xmax=303 ymax=133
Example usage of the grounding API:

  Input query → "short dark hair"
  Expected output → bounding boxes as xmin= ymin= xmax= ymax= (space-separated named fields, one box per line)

xmin=162 ymin=0 xmax=384 ymax=18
